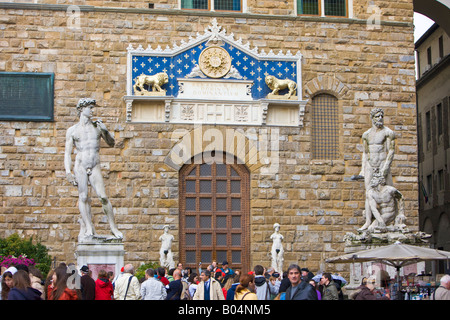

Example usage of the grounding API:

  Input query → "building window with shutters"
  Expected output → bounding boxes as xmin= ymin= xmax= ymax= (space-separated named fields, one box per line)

xmin=180 ymin=0 xmax=242 ymax=11
xmin=297 ymin=0 xmax=348 ymax=17
xmin=311 ymin=94 xmax=339 ymax=160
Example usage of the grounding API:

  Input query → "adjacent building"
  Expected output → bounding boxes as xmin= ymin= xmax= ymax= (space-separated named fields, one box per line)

xmin=416 ymin=23 xmax=450 ymax=271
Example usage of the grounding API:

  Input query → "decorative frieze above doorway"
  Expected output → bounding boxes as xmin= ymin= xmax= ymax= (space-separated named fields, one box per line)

xmin=125 ymin=18 xmax=307 ymax=126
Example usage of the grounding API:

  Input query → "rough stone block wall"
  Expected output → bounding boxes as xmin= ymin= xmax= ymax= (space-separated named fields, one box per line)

xmin=0 ymin=0 xmax=417 ymax=274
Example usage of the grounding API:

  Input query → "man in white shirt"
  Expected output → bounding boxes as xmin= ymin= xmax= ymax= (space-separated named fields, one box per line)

xmin=433 ymin=274 xmax=450 ymax=300
xmin=140 ymin=268 xmax=167 ymax=300
xmin=114 ymin=264 xmax=141 ymax=300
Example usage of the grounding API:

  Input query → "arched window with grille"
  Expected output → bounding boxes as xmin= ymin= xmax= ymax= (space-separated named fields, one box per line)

xmin=311 ymin=94 xmax=339 ymax=159
xmin=179 ymin=155 xmax=250 ymax=273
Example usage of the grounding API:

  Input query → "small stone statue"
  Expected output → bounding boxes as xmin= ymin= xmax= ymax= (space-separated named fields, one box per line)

xmin=270 ymin=223 xmax=284 ymax=274
xmin=358 ymin=108 xmax=396 ymax=231
xmin=159 ymin=225 xmax=175 ymax=269
xmin=64 ymin=98 xmax=123 ymax=242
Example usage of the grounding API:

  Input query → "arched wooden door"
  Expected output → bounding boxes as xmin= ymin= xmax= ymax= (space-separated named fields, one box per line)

xmin=179 ymin=156 xmax=250 ymax=274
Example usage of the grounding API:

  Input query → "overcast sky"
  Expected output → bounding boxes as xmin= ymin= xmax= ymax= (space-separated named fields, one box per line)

xmin=414 ymin=12 xmax=435 ymax=43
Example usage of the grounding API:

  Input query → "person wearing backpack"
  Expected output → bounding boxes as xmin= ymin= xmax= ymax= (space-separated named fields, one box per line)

xmin=254 ymin=265 xmax=270 ymax=300
xmin=114 ymin=264 xmax=141 ymax=300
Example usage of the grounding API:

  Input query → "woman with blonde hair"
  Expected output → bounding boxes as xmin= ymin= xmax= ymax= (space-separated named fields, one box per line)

xmin=234 ymin=273 xmax=258 ymax=300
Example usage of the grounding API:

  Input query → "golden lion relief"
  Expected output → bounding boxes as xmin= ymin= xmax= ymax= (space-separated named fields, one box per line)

xmin=133 ymin=72 xmax=169 ymax=96
xmin=265 ymin=75 xmax=297 ymax=99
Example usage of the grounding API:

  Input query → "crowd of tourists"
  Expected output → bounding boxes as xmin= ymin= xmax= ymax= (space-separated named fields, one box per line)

xmin=1 ymin=260 xmax=449 ymax=300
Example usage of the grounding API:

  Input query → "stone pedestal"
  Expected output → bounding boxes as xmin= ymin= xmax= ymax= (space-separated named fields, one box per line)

xmin=75 ymin=240 xmax=125 ymax=280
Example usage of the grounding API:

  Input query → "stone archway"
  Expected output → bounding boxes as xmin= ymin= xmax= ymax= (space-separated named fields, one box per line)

xmin=414 ymin=0 xmax=450 ymax=36
xmin=165 ymin=126 xmax=249 ymax=171
xmin=303 ymin=75 xmax=349 ymax=100
xmin=165 ymin=125 xmax=280 ymax=175
xmin=437 ymin=213 xmax=450 ymax=251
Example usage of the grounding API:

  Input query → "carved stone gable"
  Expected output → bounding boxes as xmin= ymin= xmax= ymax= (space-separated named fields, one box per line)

xmin=125 ymin=19 xmax=307 ymax=126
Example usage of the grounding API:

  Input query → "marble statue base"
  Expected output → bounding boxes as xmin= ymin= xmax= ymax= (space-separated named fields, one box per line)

xmin=343 ymin=227 xmax=431 ymax=246
xmin=75 ymin=238 xmax=124 ymax=280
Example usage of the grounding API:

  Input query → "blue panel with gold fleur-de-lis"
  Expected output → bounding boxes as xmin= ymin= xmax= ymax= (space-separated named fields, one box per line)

xmin=131 ymin=41 xmax=298 ymax=100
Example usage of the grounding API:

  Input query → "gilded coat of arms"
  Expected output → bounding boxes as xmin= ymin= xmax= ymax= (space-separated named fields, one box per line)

xmin=198 ymin=46 xmax=232 ymax=79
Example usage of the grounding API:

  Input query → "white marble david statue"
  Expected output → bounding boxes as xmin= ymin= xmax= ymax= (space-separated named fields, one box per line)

xmin=65 ymin=98 xmax=123 ymax=242
xmin=159 ymin=225 xmax=175 ymax=269
xmin=270 ymin=223 xmax=284 ymax=274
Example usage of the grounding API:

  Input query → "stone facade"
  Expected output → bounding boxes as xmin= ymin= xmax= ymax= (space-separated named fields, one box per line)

xmin=0 ymin=0 xmax=417 ymax=275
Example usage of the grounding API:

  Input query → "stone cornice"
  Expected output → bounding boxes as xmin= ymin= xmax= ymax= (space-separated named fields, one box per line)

xmin=0 ymin=2 xmax=412 ymax=28
xmin=416 ymin=54 xmax=450 ymax=89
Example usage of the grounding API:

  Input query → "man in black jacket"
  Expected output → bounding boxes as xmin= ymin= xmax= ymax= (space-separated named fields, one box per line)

xmin=285 ymin=264 xmax=317 ymax=300
xmin=80 ymin=265 xmax=96 ymax=300
xmin=166 ymin=269 xmax=183 ymax=300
